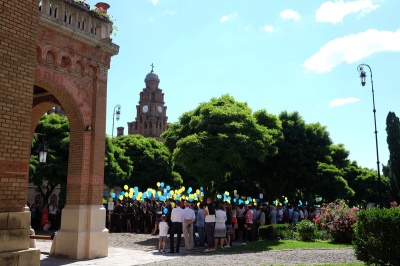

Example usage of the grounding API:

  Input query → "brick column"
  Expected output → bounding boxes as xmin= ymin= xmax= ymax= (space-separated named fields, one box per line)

xmin=0 ymin=1 xmax=41 ymax=265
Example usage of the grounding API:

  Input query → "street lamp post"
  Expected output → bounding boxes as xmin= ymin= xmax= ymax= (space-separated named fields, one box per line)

xmin=36 ymin=133 xmax=48 ymax=168
xmin=357 ymin=63 xmax=382 ymax=207
xmin=112 ymin=104 xmax=121 ymax=138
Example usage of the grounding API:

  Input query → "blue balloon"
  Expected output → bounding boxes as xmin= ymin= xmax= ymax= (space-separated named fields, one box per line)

xmin=233 ymin=198 xmax=237 ymax=203
xmin=121 ymin=192 xmax=125 ymax=196
xmin=164 ymin=188 xmax=167 ymax=193
xmin=201 ymin=192 xmax=204 ymax=196
xmin=166 ymin=185 xmax=171 ymax=190
xmin=103 ymin=193 xmax=108 ymax=198
xmin=160 ymin=182 xmax=165 ymax=188
xmin=163 ymin=208 xmax=168 ymax=214
xmin=188 ymin=187 xmax=192 ymax=193
xmin=147 ymin=191 xmax=152 ymax=198
xmin=176 ymin=195 xmax=180 ymax=200
xmin=200 ymin=187 xmax=203 ymax=192
xmin=167 ymin=193 xmax=172 ymax=197
xmin=134 ymin=186 xmax=139 ymax=192
xmin=159 ymin=196 xmax=166 ymax=201
xmin=111 ymin=193 xmax=116 ymax=198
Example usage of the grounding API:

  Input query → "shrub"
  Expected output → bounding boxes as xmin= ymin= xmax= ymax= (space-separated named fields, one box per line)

xmin=296 ymin=220 xmax=316 ymax=241
xmin=313 ymin=202 xmax=357 ymax=243
xmin=354 ymin=206 xmax=400 ymax=265
xmin=259 ymin=224 xmax=296 ymax=240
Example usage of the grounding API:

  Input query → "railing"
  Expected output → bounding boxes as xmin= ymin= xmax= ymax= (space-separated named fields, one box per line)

xmin=38 ymin=0 xmax=113 ymax=39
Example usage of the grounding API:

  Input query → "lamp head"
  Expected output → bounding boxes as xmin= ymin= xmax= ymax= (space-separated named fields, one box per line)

xmin=116 ymin=109 xmax=121 ymax=121
xmin=358 ymin=66 xmax=367 ymax=87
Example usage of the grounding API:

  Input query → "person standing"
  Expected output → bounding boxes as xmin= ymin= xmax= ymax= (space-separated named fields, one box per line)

xmin=214 ymin=203 xmax=227 ymax=249
xmin=182 ymin=201 xmax=196 ymax=251
xmin=204 ymin=198 xmax=216 ymax=252
xmin=48 ymin=202 xmax=58 ymax=230
xmin=196 ymin=203 xmax=205 ymax=246
xmin=169 ymin=200 xmax=184 ymax=253
xmin=158 ymin=215 xmax=169 ymax=253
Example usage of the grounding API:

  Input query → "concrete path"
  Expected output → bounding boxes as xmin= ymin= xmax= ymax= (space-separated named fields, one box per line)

xmin=35 ymin=240 xmax=180 ymax=265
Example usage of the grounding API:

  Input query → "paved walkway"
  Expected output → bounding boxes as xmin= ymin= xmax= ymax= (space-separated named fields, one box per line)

xmin=36 ymin=240 xmax=181 ymax=265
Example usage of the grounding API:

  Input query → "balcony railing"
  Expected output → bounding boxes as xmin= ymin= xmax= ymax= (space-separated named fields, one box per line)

xmin=38 ymin=0 xmax=113 ymax=39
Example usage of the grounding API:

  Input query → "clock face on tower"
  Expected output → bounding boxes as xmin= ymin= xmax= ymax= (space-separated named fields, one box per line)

xmin=142 ymin=105 xmax=148 ymax=113
xmin=158 ymin=106 xmax=162 ymax=113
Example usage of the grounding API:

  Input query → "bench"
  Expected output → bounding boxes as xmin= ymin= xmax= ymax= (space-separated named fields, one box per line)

xmin=30 ymin=235 xmax=52 ymax=240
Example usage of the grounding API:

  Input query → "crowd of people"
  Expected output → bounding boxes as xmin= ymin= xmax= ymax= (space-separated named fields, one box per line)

xmin=106 ymin=197 xmax=321 ymax=253
xmin=28 ymin=202 xmax=61 ymax=231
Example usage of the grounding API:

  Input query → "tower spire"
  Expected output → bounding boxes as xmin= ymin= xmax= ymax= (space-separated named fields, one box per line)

xmin=150 ymin=63 xmax=154 ymax=72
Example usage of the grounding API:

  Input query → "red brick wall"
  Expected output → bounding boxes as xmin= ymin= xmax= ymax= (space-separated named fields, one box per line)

xmin=0 ymin=1 xmax=38 ymax=212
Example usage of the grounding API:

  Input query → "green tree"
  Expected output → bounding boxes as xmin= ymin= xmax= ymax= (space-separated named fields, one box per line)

xmin=104 ymin=135 xmax=133 ymax=188
xmin=30 ymin=114 xmax=69 ymax=205
xmin=113 ymin=134 xmax=182 ymax=190
xmin=162 ymin=94 xmax=280 ymax=198
xmin=385 ymin=111 xmax=400 ymax=201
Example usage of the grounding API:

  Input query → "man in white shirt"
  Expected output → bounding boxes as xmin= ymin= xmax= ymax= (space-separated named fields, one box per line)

xmin=182 ymin=201 xmax=196 ymax=251
xmin=169 ymin=200 xmax=184 ymax=253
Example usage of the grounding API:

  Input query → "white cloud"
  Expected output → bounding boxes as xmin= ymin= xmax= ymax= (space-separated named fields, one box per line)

xmin=302 ymin=29 xmax=400 ymax=73
xmin=280 ymin=9 xmax=301 ymax=21
xmin=150 ymin=0 xmax=159 ymax=5
xmin=317 ymin=0 xmax=379 ymax=24
xmin=164 ymin=9 xmax=176 ymax=16
xmin=220 ymin=12 xmax=238 ymax=23
xmin=329 ymin=97 xmax=361 ymax=107
xmin=264 ymin=25 xmax=274 ymax=32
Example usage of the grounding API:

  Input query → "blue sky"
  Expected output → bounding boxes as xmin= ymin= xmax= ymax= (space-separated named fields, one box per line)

xmin=103 ymin=0 xmax=400 ymax=170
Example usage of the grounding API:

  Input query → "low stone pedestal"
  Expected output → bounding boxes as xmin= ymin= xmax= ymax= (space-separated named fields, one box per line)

xmin=50 ymin=205 xmax=108 ymax=259
xmin=0 ymin=211 xmax=40 ymax=266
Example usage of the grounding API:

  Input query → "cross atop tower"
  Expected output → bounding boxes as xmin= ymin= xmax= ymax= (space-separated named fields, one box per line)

xmin=150 ymin=63 xmax=154 ymax=72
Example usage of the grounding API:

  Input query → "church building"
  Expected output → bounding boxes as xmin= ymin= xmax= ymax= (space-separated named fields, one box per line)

xmin=125 ymin=65 xmax=168 ymax=141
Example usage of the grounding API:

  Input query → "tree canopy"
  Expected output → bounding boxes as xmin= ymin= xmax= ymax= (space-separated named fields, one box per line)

xmin=162 ymin=94 xmax=281 ymax=197
xmin=30 ymin=114 xmax=69 ymax=205
xmin=113 ymin=134 xmax=182 ymax=190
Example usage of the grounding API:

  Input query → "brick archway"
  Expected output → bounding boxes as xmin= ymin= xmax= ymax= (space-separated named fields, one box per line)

xmin=32 ymin=0 xmax=119 ymax=257
xmin=0 ymin=0 xmax=118 ymax=263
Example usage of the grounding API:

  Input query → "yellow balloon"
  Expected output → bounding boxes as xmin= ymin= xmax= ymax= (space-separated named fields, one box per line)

xmin=125 ymin=191 xmax=129 ymax=196
xmin=254 ymin=202 xmax=257 ymax=206
xmin=129 ymin=193 xmax=133 ymax=199
xmin=225 ymin=191 xmax=229 ymax=196
xmin=181 ymin=186 xmax=185 ymax=191
xmin=138 ymin=192 xmax=143 ymax=197
xmin=119 ymin=195 xmax=123 ymax=200
xmin=227 ymin=200 xmax=230 ymax=204
xmin=136 ymin=196 xmax=141 ymax=201
xmin=170 ymin=190 xmax=175 ymax=195
xmin=157 ymin=182 xmax=161 ymax=187
xmin=103 ymin=199 xmax=107 ymax=204
xmin=152 ymin=189 xmax=156 ymax=195
xmin=124 ymin=185 xmax=128 ymax=190
xmin=173 ymin=194 xmax=177 ymax=199
xmin=197 ymin=202 xmax=200 ymax=207
xmin=253 ymin=199 xmax=256 ymax=202
xmin=158 ymin=191 xmax=162 ymax=196
xmin=200 ymin=196 xmax=203 ymax=201
xmin=130 ymin=188 xmax=134 ymax=192
xmin=109 ymin=198 xmax=113 ymax=202
xmin=245 ymin=200 xmax=249 ymax=205
xmin=110 ymin=189 xmax=114 ymax=193
xmin=196 ymin=189 xmax=201 ymax=195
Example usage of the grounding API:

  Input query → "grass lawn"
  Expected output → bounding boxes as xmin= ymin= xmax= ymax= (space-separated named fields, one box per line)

xmin=219 ymin=239 xmax=353 ymax=253
xmin=296 ymin=264 xmax=364 ymax=266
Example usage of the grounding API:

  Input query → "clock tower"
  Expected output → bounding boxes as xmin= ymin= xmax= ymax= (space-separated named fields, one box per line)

xmin=127 ymin=65 xmax=168 ymax=140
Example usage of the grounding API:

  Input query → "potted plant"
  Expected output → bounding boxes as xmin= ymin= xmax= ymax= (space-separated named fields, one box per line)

xmin=89 ymin=6 xmax=110 ymax=21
